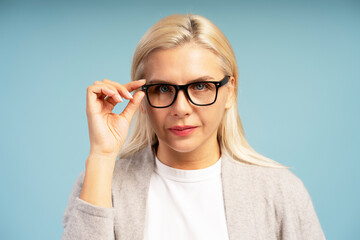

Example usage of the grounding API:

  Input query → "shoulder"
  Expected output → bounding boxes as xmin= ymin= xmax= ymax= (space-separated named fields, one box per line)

xmin=222 ymin=156 xmax=325 ymax=238
xmin=222 ymin=154 xmax=312 ymax=208
xmin=222 ymin=155 xmax=326 ymax=237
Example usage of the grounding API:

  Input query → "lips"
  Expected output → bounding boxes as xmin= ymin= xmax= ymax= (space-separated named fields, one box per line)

xmin=168 ymin=125 xmax=197 ymax=137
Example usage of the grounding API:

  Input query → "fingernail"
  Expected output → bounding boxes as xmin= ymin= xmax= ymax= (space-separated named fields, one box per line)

xmin=127 ymin=91 xmax=133 ymax=99
xmin=117 ymin=94 xmax=123 ymax=102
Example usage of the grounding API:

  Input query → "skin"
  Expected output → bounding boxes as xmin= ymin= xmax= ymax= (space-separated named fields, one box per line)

xmin=80 ymin=79 xmax=146 ymax=208
xmin=141 ymin=43 xmax=235 ymax=170
xmin=80 ymin=42 xmax=234 ymax=207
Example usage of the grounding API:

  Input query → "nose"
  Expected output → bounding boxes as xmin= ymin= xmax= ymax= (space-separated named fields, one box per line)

xmin=170 ymin=89 xmax=193 ymax=117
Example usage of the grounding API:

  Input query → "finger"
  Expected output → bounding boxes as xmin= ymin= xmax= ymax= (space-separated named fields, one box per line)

xmin=102 ymin=79 xmax=146 ymax=99
xmin=104 ymin=95 xmax=120 ymax=106
xmin=121 ymin=91 xmax=146 ymax=122
xmin=87 ymin=84 xmax=123 ymax=103
xmin=123 ymin=79 xmax=147 ymax=92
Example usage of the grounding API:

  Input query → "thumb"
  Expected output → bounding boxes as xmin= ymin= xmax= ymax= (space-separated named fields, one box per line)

xmin=121 ymin=91 xmax=145 ymax=122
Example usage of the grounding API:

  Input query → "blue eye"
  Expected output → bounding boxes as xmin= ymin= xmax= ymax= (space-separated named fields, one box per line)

xmin=194 ymin=83 xmax=206 ymax=90
xmin=159 ymin=85 xmax=170 ymax=93
xmin=191 ymin=82 xmax=214 ymax=91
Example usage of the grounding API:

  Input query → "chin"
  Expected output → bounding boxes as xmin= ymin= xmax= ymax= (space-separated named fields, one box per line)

xmin=160 ymin=139 xmax=201 ymax=154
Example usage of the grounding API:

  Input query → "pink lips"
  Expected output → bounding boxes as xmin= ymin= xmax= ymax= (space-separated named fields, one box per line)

xmin=169 ymin=125 xmax=197 ymax=137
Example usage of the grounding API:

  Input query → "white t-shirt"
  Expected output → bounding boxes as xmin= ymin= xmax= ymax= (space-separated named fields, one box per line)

xmin=143 ymin=156 xmax=229 ymax=240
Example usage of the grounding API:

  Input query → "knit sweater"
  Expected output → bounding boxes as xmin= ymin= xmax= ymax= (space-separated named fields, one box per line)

xmin=62 ymin=145 xmax=326 ymax=240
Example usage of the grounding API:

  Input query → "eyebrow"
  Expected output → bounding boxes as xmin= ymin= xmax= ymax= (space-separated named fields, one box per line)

xmin=148 ymin=76 xmax=215 ymax=85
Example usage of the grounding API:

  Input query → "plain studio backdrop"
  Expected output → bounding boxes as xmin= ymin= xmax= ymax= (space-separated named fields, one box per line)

xmin=1 ymin=0 xmax=359 ymax=239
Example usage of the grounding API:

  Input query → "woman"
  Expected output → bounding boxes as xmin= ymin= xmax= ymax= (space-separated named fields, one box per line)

xmin=62 ymin=14 xmax=325 ymax=240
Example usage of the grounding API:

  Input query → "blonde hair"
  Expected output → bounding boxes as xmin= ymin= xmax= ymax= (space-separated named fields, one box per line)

xmin=119 ymin=14 xmax=289 ymax=169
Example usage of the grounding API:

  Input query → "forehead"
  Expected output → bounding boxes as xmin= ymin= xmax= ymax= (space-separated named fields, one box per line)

xmin=142 ymin=43 xmax=223 ymax=84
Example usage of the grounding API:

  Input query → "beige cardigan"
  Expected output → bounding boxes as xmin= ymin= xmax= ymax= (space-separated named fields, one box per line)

xmin=62 ymin=145 xmax=326 ymax=240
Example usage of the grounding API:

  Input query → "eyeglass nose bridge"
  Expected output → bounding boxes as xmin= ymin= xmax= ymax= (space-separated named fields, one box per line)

xmin=170 ymin=84 xmax=192 ymax=106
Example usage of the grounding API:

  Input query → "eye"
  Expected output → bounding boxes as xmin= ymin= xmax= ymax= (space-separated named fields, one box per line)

xmin=191 ymin=82 xmax=214 ymax=91
xmin=194 ymin=83 xmax=206 ymax=90
xmin=159 ymin=85 xmax=170 ymax=93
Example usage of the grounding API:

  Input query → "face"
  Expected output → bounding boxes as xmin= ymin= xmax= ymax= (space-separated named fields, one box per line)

xmin=141 ymin=43 xmax=234 ymax=154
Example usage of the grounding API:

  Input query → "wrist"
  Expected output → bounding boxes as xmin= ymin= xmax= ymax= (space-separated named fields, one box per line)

xmin=88 ymin=150 xmax=118 ymax=161
xmin=86 ymin=154 xmax=117 ymax=170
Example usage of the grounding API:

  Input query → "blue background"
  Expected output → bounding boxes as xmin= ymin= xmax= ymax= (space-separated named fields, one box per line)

xmin=1 ymin=0 xmax=359 ymax=239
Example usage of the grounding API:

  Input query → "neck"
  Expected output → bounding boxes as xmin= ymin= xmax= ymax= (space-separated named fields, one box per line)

xmin=155 ymin=137 xmax=221 ymax=170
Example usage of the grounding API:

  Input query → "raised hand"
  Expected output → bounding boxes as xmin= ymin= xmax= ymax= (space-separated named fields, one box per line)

xmin=80 ymin=78 xmax=146 ymax=208
xmin=86 ymin=78 xmax=146 ymax=160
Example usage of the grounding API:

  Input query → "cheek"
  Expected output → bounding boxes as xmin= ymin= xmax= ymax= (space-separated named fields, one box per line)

xmin=198 ymin=105 xmax=225 ymax=129
xmin=208 ymin=98 xmax=228 ymax=125
xmin=146 ymin=107 xmax=166 ymax=132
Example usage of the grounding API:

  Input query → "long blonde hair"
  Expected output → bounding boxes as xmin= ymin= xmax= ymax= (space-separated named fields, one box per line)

xmin=119 ymin=14 xmax=289 ymax=169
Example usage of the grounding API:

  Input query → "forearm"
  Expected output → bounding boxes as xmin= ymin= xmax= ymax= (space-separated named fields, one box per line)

xmin=79 ymin=155 xmax=116 ymax=208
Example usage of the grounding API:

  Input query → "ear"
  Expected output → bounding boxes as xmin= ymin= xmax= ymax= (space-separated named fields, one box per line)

xmin=225 ymin=76 xmax=235 ymax=109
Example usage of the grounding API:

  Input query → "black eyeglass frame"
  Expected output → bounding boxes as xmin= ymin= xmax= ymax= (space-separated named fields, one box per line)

xmin=140 ymin=76 xmax=230 ymax=108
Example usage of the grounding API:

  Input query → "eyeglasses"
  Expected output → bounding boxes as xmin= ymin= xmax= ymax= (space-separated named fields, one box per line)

xmin=141 ymin=76 xmax=230 ymax=108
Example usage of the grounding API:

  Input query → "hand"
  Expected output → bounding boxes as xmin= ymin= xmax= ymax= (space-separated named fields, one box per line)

xmin=86 ymin=78 xmax=146 ymax=160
